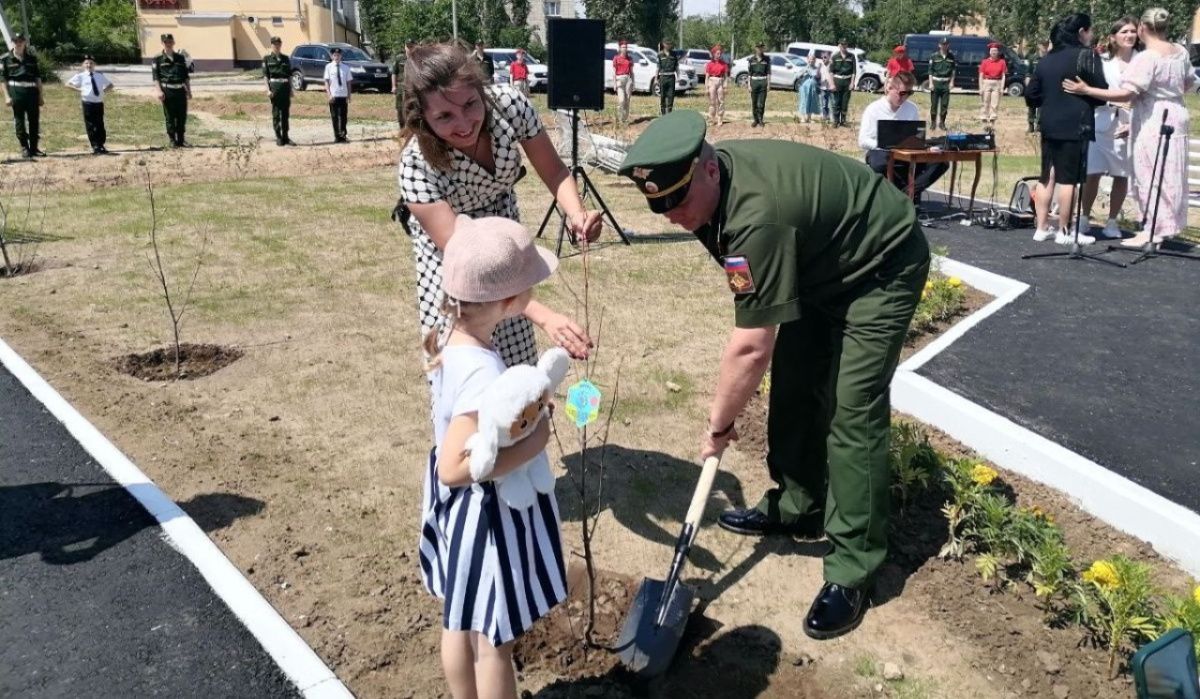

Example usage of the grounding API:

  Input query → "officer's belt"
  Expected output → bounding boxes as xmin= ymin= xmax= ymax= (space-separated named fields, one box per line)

xmin=161 ymin=83 xmax=187 ymax=88
xmin=268 ymin=78 xmax=289 ymax=83
xmin=6 ymin=81 xmax=37 ymax=87
xmin=931 ymin=77 xmax=951 ymax=81
xmin=833 ymin=74 xmax=853 ymax=79
xmin=658 ymin=72 xmax=675 ymax=77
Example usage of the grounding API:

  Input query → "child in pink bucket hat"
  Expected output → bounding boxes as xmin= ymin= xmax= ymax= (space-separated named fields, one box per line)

xmin=418 ymin=215 xmax=567 ymax=698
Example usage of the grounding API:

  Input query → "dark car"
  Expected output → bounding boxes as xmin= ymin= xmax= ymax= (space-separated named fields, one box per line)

xmin=904 ymin=33 xmax=1028 ymax=95
xmin=289 ymin=43 xmax=391 ymax=93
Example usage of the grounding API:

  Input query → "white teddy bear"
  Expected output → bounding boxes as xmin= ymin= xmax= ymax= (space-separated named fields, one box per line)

xmin=466 ymin=347 xmax=571 ymax=509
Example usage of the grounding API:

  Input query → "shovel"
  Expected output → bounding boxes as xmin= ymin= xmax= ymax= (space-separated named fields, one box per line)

xmin=616 ymin=453 xmax=722 ymax=677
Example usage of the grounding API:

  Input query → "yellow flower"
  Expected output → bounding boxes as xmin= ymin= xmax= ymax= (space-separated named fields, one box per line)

xmin=1083 ymin=560 xmax=1120 ymax=590
xmin=948 ymin=276 xmax=963 ymax=287
xmin=920 ymin=290 xmax=928 ymax=301
xmin=1192 ymin=585 xmax=1200 ymax=606
xmin=970 ymin=464 xmax=998 ymax=486
xmin=924 ymin=280 xmax=934 ymax=291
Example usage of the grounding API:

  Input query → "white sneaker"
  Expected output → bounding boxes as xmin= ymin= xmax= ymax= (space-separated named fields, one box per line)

xmin=1098 ymin=218 xmax=1122 ymax=239
xmin=1056 ymin=231 xmax=1096 ymax=245
xmin=1032 ymin=227 xmax=1057 ymax=242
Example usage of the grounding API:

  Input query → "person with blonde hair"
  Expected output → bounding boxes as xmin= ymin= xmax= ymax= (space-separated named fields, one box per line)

xmin=398 ymin=43 xmax=601 ymax=371
xmin=1064 ymin=7 xmax=1197 ymax=246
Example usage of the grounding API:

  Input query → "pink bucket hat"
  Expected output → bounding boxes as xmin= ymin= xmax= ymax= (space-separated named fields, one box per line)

xmin=442 ymin=215 xmax=558 ymax=303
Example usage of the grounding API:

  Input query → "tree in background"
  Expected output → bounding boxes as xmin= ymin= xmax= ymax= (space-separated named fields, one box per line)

xmin=76 ymin=0 xmax=139 ymax=63
xmin=583 ymin=0 xmax=677 ymax=45
xmin=861 ymin=0 xmax=980 ymax=59
xmin=987 ymin=0 xmax=1196 ymax=48
xmin=358 ymin=0 xmax=533 ymax=59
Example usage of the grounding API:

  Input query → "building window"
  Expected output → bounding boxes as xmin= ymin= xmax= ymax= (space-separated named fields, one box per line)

xmin=544 ymin=0 xmax=560 ymax=16
xmin=272 ymin=16 xmax=284 ymax=25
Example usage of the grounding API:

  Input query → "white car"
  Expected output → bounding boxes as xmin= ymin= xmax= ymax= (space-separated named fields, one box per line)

xmin=603 ymin=43 xmax=696 ymax=95
xmin=785 ymin=41 xmax=887 ymax=92
xmin=485 ymin=48 xmax=549 ymax=91
xmin=731 ymin=53 xmax=809 ymax=90
xmin=682 ymin=48 xmax=712 ymax=81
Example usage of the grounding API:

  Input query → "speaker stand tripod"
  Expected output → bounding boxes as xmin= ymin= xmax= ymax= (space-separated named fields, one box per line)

xmin=1022 ymin=127 xmax=1126 ymax=268
xmin=536 ymin=109 xmax=630 ymax=256
xmin=1106 ymin=110 xmax=1200 ymax=265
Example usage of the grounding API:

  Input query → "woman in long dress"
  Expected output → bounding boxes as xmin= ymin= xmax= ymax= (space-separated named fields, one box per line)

xmin=797 ymin=50 xmax=822 ymax=123
xmin=1065 ymin=7 xmax=1197 ymax=246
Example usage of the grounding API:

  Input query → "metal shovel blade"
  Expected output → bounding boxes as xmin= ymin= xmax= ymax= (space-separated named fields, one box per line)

xmin=615 ymin=576 xmax=695 ymax=677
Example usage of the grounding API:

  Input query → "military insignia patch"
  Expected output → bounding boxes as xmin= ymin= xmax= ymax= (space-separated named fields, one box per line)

xmin=723 ymin=255 xmax=755 ymax=294
xmin=632 ymin=167 xmax=652 ymax=180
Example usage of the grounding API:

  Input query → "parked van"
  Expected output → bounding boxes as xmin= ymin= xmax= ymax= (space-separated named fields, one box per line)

xmin=603 ymin=43 xmax=697 ymax=95
xmin=786 ymin=41 xmax=887 ymax=92
xmin=902 ymin=33 xmax=1028 ymax=95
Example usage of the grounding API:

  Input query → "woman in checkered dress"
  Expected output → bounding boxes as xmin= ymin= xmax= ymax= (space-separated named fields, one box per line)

xmin=398 ymin=43 xmax=601 ymax=368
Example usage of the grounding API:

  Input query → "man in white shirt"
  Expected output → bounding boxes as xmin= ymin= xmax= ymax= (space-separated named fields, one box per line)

xmin=858 ymin=72 xmax=947 ymax=202
xmin=66 ymin=55 xmax=114 ymax=154
xmin=324 ymin=47 xmax=352 ymax=143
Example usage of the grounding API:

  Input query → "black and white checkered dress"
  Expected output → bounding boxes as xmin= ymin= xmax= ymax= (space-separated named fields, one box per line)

xmin=399 ymin=85 xmax=545 ymax=368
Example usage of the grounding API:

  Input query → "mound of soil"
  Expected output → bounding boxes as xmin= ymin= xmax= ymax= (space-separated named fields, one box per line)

xmin=114 ymin=343 xmax=243 ymax=381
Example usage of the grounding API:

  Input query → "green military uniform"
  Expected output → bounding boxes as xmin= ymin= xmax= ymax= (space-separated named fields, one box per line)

xmin=618 ymin=110 xmax=929 ymax=591
xmin=927 ymin=49 xmax=955 ymax=130
xmin=262 ymin=46 xmax=292 ymax=146
xmin=658 ymin=47 xmax=678 ymax=115
xmin=392 ymin=53 xmax=407 ymax=127
xmin=1 ymin=41 xmax=42 ymax=157
xmin=152 ymin=42 xmax=191 ymax=147
xmin=829 ymin=50 xmax=856 ymax=127
xmin=1025 ymin=49 xmax=1041 ymax=132
xmin=747 ymin=52 xmax=770 ymax=127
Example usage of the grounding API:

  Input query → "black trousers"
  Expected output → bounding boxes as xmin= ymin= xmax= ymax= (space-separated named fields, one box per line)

xmin=269 ymin=83 xmax=291 ymax=142
xmin=162 ymin=89 xmax=187 ymax=144
xmin=866 ymin=149 xmax=948 ymax=200
xmin=82 ymin=102 xmax=106 ymax=149
xmin=329 ymin=97 xmax=348 ymax=140
xmin=10 ymin=90 xmax=39 ymax=150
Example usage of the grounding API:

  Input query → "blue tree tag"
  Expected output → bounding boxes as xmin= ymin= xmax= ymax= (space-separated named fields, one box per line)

xmin=564 ymin=380 xmax=601 ymax=428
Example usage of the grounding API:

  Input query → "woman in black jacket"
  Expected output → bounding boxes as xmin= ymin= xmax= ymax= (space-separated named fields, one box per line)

xmin=1025 ymin=14 xmax=1109 ymax=244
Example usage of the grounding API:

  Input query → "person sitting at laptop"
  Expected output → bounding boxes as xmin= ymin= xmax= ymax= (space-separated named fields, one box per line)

xmin=859 ymin=72 xmax=948 ymax=202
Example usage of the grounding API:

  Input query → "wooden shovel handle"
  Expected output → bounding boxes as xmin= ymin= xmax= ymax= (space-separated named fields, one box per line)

xmin=684 ymin=455 xmax=722 ymax=527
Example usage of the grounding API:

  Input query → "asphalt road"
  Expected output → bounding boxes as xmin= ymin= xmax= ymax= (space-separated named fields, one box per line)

xmin=918 ymin=202 xmax=1200 ymax=514
xmin=0 ymin=365 xmax=301 ymax=699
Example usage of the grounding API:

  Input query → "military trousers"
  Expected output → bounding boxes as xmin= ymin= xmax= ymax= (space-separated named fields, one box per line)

xmin=750 ymin=79 xmax=768 ymax=125
xmin=833 ymin=85 xmax=852 ymax=125
xmin=162 ymin=89 xmax=188 ymax=144
xmin=270 ymin=83 xmax=291 ymax=143
xmin=757 ymin=228 xmax=930 ymax=588
xmin=9 ymin=88 xmax=39 ymax=151
xmin=82 ymin=102 xmax=106 ymax=150
xmin=658 ymin=75 xmax=675 ymax=114
xmin=929 ymin=84 xmax=950 ymax=127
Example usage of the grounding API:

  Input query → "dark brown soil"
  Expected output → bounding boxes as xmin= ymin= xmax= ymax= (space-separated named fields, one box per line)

xmin=114 ymin=343 xmax=243 ymax=381
xmin=516 ymin=564 xmax=829 ymax=698
xmin=900 ymin=284 xmax=992 ymax=362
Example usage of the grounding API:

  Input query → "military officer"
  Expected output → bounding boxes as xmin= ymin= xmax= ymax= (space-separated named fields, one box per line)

xmin=1025 ymin=41 xmax=1047 ymax=133
xmin=618 ymin=110 xmax=929 ymax=640
xmin=262 ymin=37 xmax=293 ymax=146
xmin=657 ymin=40 xmax=678 ymax=115
xmin=747 ymin=43 xmax=769 ymax=127
xmin=152 ymin=33 xmax=192 ymax=147
xmin=472 ymin=41 xmax=495 ymax=84
xmin=926 ymin=37 xmax=956 ymax=130
xmin=1 ymin=33 xmax=45 ymax=158
xmin=829 ymin=40 xmax=856 ymax=127
xmin=393 ymin=40 xmax=413 ymax=128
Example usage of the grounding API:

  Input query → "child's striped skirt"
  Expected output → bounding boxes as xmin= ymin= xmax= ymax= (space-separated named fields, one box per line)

xmin=419 ymin=450 xmax=568 ymax=646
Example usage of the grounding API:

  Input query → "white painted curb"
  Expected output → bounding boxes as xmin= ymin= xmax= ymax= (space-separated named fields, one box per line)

xmin=0 ymin=337 xmax=354 ymax=699
xmin=893 ymin=256 xmax=1200 ymax=577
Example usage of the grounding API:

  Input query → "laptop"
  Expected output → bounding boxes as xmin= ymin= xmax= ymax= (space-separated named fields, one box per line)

xmin=878 ymin=119 xmax=927 ymax=150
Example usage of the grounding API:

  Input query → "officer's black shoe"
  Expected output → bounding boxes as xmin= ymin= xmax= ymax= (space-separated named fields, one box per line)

xmin=717 ymin=508 xmax=824 ymax=539
xmin=803 ymin=582 xmax=869 ymax=640
xmin=31 ymin=149 xmax=46 ymax=157
xmin=20 ymin=148 xmax=31 ymax=159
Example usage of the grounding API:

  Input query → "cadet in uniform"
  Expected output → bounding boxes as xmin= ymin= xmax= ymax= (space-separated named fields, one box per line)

xmin=618 ymin=110 xmax=929 ymax=640
xmin=263 ymin=37 xmax=293 ymax=146
xmin=510 ymin=48 xmax=530 ymax=97
xmin=746 ymin=43 xmax=769 ymax=128
xmin=66 ymin=54 xmax=113 ymax=154
xmin=926 ymin=37 xmax=956 ymax=130
xmin=152 ymin=33 xmax=192 ymax=147
xmin=324 ymin=47 xmax=352 ymax=143
xmin=392 ymin=40 xmax=414 ymax=128
xmin=472 ymin=42 xmax=495 ymax=84
xmin=658 ymin=40 xmax=678 ymax=115
xmin=829 ymin=40 xmax=856 ymax=128
xmin=1025 ymin=41 xmax=1047 ymax=133
xmin=613 ymin=41 xmax=634 ymax=126
xmin=1 ymin=33 xmax=44 ymax=158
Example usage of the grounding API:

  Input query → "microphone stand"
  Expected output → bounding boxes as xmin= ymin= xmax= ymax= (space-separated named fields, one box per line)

xmin=1023 ymin=124 xmax=1126 ymax=268
xmin=1107 ymin=109 xmax=1200 ymax=265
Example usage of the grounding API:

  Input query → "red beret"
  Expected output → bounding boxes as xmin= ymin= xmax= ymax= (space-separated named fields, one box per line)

xmin=711 ymin=43 xmax=722 ymax=52
xmin=893 ymin=45 xmax=905 ymax=53
xmin=988 ymin=41 xmax=1002 ymax=49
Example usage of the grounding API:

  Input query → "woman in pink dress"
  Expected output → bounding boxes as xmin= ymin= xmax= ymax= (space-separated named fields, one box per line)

xmin=1065 ymin=7 xmax=1197 ymax=246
